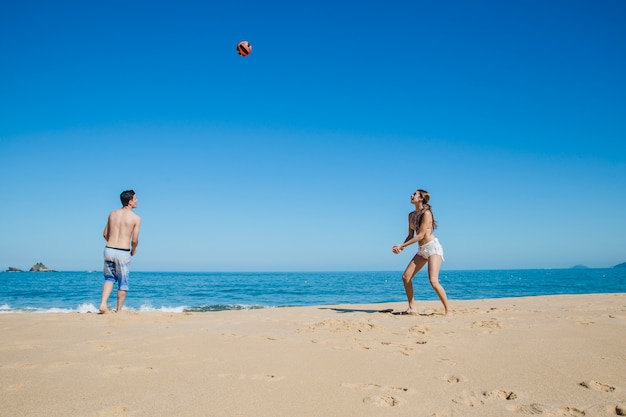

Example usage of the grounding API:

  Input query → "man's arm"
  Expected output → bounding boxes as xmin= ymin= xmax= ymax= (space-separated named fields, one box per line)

xmin=103 ymin=219 xmax=110 ymax=241
xmin=130 ymin=217 xmax=141 ymax=256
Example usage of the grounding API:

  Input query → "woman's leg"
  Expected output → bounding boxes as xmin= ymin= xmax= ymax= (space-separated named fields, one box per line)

xmin=427 ymin=255 xmax=452 ymax=316
xmin=402 ymin=255 xmax=427 ymax=313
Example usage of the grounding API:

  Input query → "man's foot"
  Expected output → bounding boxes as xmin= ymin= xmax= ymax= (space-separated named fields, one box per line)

xmin=444 ymin=311 xmax=454 ymax=317
xmin=98 ymin=306 xmax=109 ymax=314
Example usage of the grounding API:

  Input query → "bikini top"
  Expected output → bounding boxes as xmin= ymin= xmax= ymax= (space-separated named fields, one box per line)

xmin=411 ymin=206 xmax=435 ymax=231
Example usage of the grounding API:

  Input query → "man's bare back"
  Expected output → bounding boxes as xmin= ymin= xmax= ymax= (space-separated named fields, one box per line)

xmin=103 ymin=194 xmax=141 ymax=255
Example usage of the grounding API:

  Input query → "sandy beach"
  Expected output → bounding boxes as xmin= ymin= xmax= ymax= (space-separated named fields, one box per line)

xmin=1 ymin=293 xmax=624 ymax=417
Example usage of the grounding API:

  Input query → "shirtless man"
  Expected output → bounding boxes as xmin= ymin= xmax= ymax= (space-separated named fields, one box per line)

xmin=392 ymin=189 xmax=452 ymax=317
xmin=99 ymin=190 xmax=141 ymax=314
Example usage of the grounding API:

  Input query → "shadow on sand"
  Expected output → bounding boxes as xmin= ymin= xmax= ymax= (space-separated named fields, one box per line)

xmin=320 ymin=307 xmax=435 ymax=317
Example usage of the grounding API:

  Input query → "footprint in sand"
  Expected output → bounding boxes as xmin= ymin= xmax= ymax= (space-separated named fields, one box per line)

xmin=443 ymin=374 xmax=466 ymax=384
xmin=487 ymin=307 xmax=509 ymax=313
xmin=363 ymin=396 xmax=401 ymax=407
xmin=408 ymin=325 xmax=430 ymax=335
xmin=579 ymin=380 xmax=616 ymax=392
xmin=299 ymin=319 xmax=377 ymax=334
xmin=453 ymin=390 xmax=517 ymax=407
xmin=507 ymin=403 xmax=585 ymax=416
xmin=378 ymin=341 xmax=424 ymax=356
xmin=215 ymin=373 xmax=284 ymax=382
xmin=483 ymin=390 xmax=518 ymax=400
xmin=310 ymin=338 xmax=330 ymax=345
xmin=470 ymin=319 xmax=502 ymax=330
xmin=342 ymin=382 xmax=410 ymax=406
xmin=452 ymin=391 xmax=485 ymax=407
xmin=341 ymin=382 xmax=409 ymax=393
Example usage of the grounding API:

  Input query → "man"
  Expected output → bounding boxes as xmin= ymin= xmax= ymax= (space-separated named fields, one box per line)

xmin=99 ymin=190 xmax=141 ymax=314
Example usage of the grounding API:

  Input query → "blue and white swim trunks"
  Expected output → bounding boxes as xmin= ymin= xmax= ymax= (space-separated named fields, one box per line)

xmin=417 ymin=238 xmax=444 ymax=261
xmin=103 ymin=246 xmax=131 ymax=291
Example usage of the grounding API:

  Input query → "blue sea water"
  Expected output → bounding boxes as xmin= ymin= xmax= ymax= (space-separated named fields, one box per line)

xmin=0 ymin=268 xmax=624 ymax=313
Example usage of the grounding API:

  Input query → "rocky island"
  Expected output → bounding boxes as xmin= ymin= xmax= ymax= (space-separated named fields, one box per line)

xmin=4 ymin=263 xmax=56 ymax=272
xmin=29 ymin=262 xmax=55 ymax=272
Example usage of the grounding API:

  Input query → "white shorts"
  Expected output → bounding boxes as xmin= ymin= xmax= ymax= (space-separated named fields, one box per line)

xmin=417 ymin=238 xmax=444 ymax=261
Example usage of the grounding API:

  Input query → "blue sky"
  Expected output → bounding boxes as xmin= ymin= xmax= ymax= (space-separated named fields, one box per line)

xmin=1 ymin=0 xmax=625 ymax=272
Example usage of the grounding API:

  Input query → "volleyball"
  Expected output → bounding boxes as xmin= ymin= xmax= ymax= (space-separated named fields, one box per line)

xmin=237 ymin=40 xmax=252 ymax=56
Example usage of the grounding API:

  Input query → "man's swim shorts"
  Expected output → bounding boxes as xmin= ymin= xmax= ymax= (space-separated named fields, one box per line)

xmin=103 ymin=246 xmax=131 ymax=291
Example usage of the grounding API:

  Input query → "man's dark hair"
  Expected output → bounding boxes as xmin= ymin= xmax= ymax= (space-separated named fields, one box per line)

xmin=120 ymin=190 xmax=136 ymax=207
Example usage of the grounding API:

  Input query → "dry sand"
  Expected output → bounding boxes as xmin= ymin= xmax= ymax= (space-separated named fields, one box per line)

xmin=1 ymin=293 xmax=624 ymax=417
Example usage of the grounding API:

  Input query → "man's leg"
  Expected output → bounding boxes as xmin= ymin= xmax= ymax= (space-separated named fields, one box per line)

xmin=114 ymin=255 xmax=130 ymax=312
xmin=99 ymin=281 xmax=114 ymax=313
xmin=116 ymin=290 xmax=127 ymax=312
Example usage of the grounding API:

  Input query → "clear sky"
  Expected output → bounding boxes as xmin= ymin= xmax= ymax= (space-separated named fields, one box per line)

xmin=1 ymin=0 xmax=625 ymax=272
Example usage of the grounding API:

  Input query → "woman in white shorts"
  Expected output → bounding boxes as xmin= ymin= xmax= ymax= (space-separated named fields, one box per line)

xmin=392 ymin=189 xmax=452 ymax=316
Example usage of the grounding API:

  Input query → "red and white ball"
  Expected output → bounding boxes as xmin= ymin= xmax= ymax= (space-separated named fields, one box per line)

xmin=237 ymin=40 xmax=252 ymax=57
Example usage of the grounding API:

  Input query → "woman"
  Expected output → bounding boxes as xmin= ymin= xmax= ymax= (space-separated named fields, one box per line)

xmin=392 ymin=189 xmax=452 ymax=316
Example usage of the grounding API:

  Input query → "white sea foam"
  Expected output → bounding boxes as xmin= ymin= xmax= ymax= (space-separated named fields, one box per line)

xmin=77 ymin=303 xmax=99 ymax=314
xmin=0 ymin=303 xmax=100 ymax=314
xmin=138 ymin=303 xmax=187 ymax=313
xmin=36 ymin=307 xmax=76 ymax=313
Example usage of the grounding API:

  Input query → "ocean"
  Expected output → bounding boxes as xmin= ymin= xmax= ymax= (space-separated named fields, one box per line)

xmin=1 ymin=268 xmax=624 ymax=313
